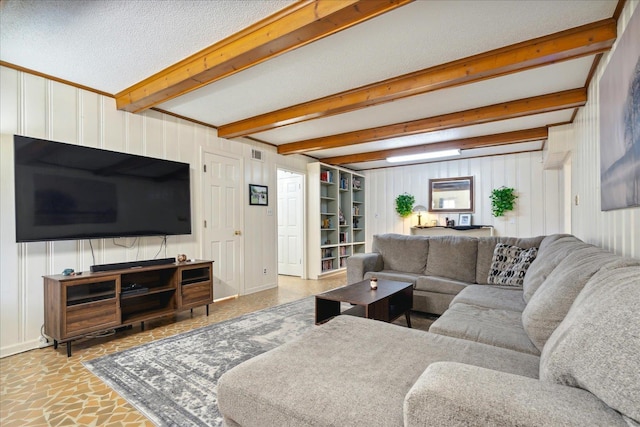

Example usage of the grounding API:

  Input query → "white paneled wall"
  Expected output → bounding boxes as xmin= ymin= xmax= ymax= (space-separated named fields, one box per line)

xmin=364 ymin=152 xmax=564 ymax=250
xmin=570 ymin=0 xmax=639 ymax=259
xmin=0 ymin=66 xmax=311 ymax=357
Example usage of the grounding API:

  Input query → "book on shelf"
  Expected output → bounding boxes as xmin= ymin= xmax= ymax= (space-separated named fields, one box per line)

xmin=322 ymin=260 xmax=334 ymax=271
xmin=339 ymin=232 xmax=348 ymax=243
xmin=320 ymin=170 xmax=334 ymax=183
xmin=339 ymin=177 xmax=349 ymax=190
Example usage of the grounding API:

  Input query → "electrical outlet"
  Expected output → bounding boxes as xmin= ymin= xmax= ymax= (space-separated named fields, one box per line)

xmin=263 ymin=268 xmax=267 ymax=275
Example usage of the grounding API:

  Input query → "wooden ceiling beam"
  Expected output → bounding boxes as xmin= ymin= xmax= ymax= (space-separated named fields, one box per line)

xmin=322 ymin=127 xmax=548 ymax=165
xmin=277 ymin=88 xmax=585 ymax=155
xmin=219 ymin=18 xmax=615 ymax=138
xmin=115 ymin=0 xmax=413 ymax=113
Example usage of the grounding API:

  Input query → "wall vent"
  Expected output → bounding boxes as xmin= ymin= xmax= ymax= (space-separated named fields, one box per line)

xmin=251 ymin=149 xmax=263 ymax=161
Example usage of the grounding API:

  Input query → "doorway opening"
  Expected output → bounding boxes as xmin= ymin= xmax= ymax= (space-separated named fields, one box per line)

xmin=277 ymin=168 xmax=305 ymax=278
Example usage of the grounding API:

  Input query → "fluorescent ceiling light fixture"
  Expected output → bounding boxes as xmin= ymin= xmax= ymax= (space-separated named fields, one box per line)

xmin=387 ymin=149 xmax=461 ymax=163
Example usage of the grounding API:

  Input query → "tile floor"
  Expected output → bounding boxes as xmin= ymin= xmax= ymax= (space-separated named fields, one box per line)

xmin=0 ymin=274 xmax=435 ymax=426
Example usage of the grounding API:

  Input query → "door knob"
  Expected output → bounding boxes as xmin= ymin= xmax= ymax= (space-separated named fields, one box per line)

xmin=234 ymin=230 xmax=242 ymax=235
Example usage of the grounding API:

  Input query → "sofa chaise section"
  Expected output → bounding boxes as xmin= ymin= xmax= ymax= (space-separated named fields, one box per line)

xmin=218 ymin=315 xmax=540 ymax=427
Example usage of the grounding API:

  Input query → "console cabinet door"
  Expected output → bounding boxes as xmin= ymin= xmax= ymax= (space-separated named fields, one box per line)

xmin=179 ymin=264 xmax=213 ymax=309
xmin=62 ymin=276 xmax=120 ymax=339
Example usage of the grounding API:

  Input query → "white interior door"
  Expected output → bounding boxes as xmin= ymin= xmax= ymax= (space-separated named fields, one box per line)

xmin=203 ymin=152 xmax=243 ymax=299
xmin=277 ymin=170 xmax=303 ymax=277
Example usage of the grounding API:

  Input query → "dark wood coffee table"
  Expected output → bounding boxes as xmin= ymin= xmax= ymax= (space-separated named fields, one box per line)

xmin=315 ymin=279 xmax=413 ymax=327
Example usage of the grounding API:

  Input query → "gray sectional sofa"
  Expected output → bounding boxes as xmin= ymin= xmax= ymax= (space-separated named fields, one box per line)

xmin=347 ymin=233 xmax=546 ymax=315
xmin=217 ymin=233 xmax=640 ymax=426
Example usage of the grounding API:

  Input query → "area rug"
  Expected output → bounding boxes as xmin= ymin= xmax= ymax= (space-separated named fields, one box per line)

xmin=83 ymin=297 xmax=323 ymax=427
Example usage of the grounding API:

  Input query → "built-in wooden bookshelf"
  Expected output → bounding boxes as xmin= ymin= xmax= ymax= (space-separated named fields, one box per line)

xmin=308 ymin=162 xmax=365 ymax=279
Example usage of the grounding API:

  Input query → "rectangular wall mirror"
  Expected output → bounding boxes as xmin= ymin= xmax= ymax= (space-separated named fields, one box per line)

xmin=428 ymin=176 xmax=474 ymax=213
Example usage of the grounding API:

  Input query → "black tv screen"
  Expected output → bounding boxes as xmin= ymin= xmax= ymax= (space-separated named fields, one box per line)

xmin=14 ymin=135 xmax=192 ymax=242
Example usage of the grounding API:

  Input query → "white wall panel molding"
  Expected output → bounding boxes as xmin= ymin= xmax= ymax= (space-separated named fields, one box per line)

xmin=364 ymin=151 xmax=563 ymax=247
xmin=0 ymin=65 xmax=296 ymax=357
xmin=569 ymin=0 xmax=639 ymax=259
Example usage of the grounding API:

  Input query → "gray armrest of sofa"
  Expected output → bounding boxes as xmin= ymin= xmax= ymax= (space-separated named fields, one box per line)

xmin=404 ymin=362 xmax=627 ymax=427
xmin=346 ymin=253 xmax=383 ymax=284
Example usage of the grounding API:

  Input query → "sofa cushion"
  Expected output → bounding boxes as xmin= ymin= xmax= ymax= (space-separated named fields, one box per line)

xmin=522 ymin=245 xmax=620 ymax=352
xmin=487 ymin=243 xmax=538 ymax=286
xmin=450 ymin=285 xmax=526 ymax=312
xmin=424 ymin=236 xmax=478 ymax=283
xmin=372 ymin=234 xmax=429 ymax=274
xmin=430 ymin=303 xmax=540 ymax=355
xmin=405 ymin=362 xmax=628 ymax=427
xmin=540 ymin=263 xmax=640 ymax=423
xmin=522 ymin=235 xmax=588 ymax=303
xmin=415 ymin=275 xmax=469 ymax=295
xmin=476 ymin=236 xmax=544 ymax=285
xmin=363 ymin=270 xmax=421 ymax=285
xmin=218 ymin=316 xmax=540 ymax=427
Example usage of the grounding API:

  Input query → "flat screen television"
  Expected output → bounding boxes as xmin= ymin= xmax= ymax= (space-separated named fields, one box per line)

xmin=13 ymin=135 xmax=192 ymax=242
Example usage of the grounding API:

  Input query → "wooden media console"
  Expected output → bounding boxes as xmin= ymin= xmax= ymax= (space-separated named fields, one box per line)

xmin=43 ymin=260 xmax=214 ymax=356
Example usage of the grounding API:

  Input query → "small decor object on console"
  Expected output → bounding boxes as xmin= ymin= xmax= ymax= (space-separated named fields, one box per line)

xmin=177 ymin=254 xmax=187 ymax=263
xmin=487 ymin=243 xmax=538 ymax=286
xmin=458 ymin=214 xmax=471 ymax=226
xmin=370 ymin=277 xmax=378 ymax=289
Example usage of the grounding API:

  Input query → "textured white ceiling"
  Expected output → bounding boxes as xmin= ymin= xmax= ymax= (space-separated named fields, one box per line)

xmin=252 ymin=56 xmax=594 ymax=145
xmin=157 ymin=1 xmax=613 ymax=124
xmin=314 ymin=110 xmax=573 ymax=159
xmin=0 ymin=0 xmax=294 ymax=93
xmin=0 ymin=0 xmax=619 ymax=169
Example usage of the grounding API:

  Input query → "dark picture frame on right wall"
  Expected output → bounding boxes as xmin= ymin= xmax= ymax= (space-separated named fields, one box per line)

xmin=598 ymin=8 xmax=639 ymax=211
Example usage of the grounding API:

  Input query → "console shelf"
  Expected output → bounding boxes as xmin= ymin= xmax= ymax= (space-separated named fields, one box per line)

xmin=43 ymin=260 xmax=214 ymax=356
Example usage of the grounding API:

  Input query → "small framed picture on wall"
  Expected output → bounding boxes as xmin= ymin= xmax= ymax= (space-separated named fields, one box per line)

xmin=249 ymin=184 xmax=268 ymax=206
xmin=458 ymin=213 xmax=471 ymax=226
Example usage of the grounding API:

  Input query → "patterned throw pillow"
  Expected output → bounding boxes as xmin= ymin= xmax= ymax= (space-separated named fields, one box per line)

xmin=487 ymin=243 xmax=538 ymax=286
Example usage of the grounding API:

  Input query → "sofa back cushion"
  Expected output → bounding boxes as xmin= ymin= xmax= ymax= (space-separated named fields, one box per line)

xmin=372 ymin=234 xmax=429 ymax=274
xmin=476 ymin=236 xmax=544 ymax=285
xmin=522 ymin=235 xmax=586 ymax=303
xmin=424 ymin=236 xmax=478 ymax=283
xmin=522 ymin=245 xmax=620 ymax=351
xmin=540 ymin=262 xmax=640 ymax=423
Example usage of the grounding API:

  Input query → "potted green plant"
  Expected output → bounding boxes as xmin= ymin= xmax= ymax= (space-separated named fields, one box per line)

xmin=490 ymin=186 xmax=517 ymax=217
xmin=395 ymin=193 xmax=415 ymax=218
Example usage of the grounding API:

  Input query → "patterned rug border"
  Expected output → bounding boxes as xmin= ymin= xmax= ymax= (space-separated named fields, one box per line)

xmin=83 ymin=296 xmax=319 ymax=426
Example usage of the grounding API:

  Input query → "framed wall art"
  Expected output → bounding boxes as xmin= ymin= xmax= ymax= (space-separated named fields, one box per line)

xmin=249 ymin=184 xmax=268 ymax=206
xmin=599 ymin=8 xmax=639 ymax=211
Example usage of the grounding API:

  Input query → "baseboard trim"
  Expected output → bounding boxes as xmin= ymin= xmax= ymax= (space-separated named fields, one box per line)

xmin=0 ymin=338 xmax=41 ymax=359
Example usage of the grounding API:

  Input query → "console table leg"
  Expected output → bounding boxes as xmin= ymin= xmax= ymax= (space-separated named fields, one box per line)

xmin=66 ymin=342 xmax=72 ymax=357
xmin=405 ymin=311 xmax=412 ymax=328
xmin=141 ymin=321 xmax=145 ymax=331
xmin=53 ymin=340 xmax=58 ymax=350
xmin=206 ymin=304 xmax=209 ymax=316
